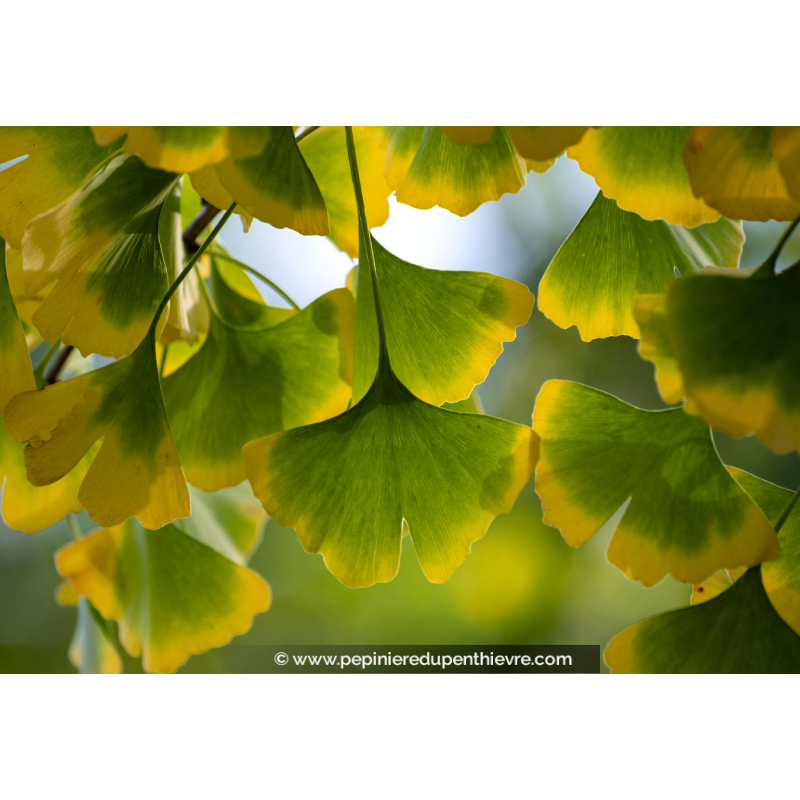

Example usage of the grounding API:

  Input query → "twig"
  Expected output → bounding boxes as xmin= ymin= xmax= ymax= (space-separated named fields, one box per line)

xmin=45 ymin=345 xmax=74 ymax=384
xmin=183 ymin=203 xmax=222 ymax=254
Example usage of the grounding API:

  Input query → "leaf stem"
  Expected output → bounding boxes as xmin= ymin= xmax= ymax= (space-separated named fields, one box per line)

xmin=149 ymin=203 xmax=237 ymax=340
xmin=209 ymin=249 xmax=300 ymax=310
xmin=760 ymin=216 xmax=800 ymax=275
xmin=159 ymin=344 xmax=169 ymax=377
xmin=344 ymin=125 xmax=389 ymax=364
xmin=193 ymin=263 xmax=219 ymax=317
xmin=775 ymin=485 xmax=800 ymax=534
xmin=295 ymin=126 xmax=320 ymax=144
xmin=66 ymin=512 xmax=82 ymax=542
xmin=32 ymin=338 xmax=62 ymax=386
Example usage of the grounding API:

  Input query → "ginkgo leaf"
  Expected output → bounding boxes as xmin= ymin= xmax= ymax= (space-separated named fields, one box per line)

xmin=368 ymin=126 xmax=528 ymax=216
xmin=244 ymin=357 xmax=537 ymax=588
xmin=605 ymin=567 xmax=800 ymax=673
xmin=163 ymin=288 xmax=354 ymax=492
xmin=6 ymin=245 xmax=49 ymax=326
xmin=0 ymin=127 xmax=121 ymax=249
xmin=567 ymin=127 xmax=720 ymax=227
xmin=21 ymin=153 xmax=181 ymax=358
xmin=532 ymin=380 xmax=779 ymax=586
xmin=634 ymin=265 xmax=800 ymax=454
xmin=55 ymin=495 xmax=271 ymax=674
xmin=0 ymin=423 xmax=94 ymax=533
xmin=69 ymin=597 xmax=123 ymax=674
xmin=440 ymin=127 xmax=497 ymax=145
xmin=3 ymin=328 xmax=190 ymax=530
xmin=682 ymin=126 xmax=800 ymax=222
xmin=690 ymin=569 xmax=733 ymax=605
xmin=209 ymin=126 xmax=329 ymax=235
xmin=538 ymin=191 xmax=744 ymax=340
xmin=352 ymin=233 xmax=534 ymax=406
xmin=299 ymin=126 xmax=390 ymax=257
xmin=772 ymin=126 xmax=800 ymax=201
xmin=209 ymin=255 xmax=295 ymax=329
xmin=187 ymin=167 xmax=254 ymax=232
xmin=729 ymin=468 xmax=800 ymax=636
xmin=92 ymin=126 xmax=269 ymax=174
xmin=0 ymin=240 xmax=35 ymax=412
xmin=507 ymin=127 xmax=589 ymax=161
xmin=158 ymin=180 xmax=209 ymax=345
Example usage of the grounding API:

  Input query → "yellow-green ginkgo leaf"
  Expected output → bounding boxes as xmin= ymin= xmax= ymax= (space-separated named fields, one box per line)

xmin=533 ymin=380 xmax=779 ymax=586
xmin=507 ymin=126 xmax=589 ymax=161
xmin=440 ymin=127 xmax=497 ymax=145
xmin=729 ymin=468 xmax=800 ymax=636
xmin=211 ymin=126 xmax=329 ymax=236
xmin=21 ymin=153 xmax=181 ymax=358
xmin=5 ymin=244 xmax=49 ymax=326
xmin=163 ymin=288 xmax=354 ymax=492
xmin=92 ymin=126 xmax=269 ymax=174
xmin=0 ymin=423 xmax=94 ymax=533
xmin=0 ymin=240 xmax=35 ymax=412
xmin=69 ymin=597 xmax=123 ymax=674
xmin=538 ymin=191 xmax=744 ymax=340
xmin=55 ymin=488 xmax=271 ymax=673
xmin=0 ymin=127 xmax=121 ymax=249
xmin=299 ymin=126 xmax=390 ymax=257
xmin=244 ymin=356 xmax=537 ymax=588
xmin=368 ymin=126 xmax=528 ymax=216
xmin=634 ymin=265 xmax=800 ymax=454
xmin=352 ymin=233 xmax=534 ymax=406
xmin=682 ymin=126 xmax=800 ymax=222
xmin=187 ymin=167 xmax=254 ymax=232
xmin=690 ymin=569 xmax=733 ymax=605
xmin=567 ymin=127 xmax=720 ymax=227
xmin=3 ymin=328 xmax=190 ymax=530
xmin=605 ymin=566 xmax=800 ymax=673
xmin=772 ymin=126 xmax=800 ymax=201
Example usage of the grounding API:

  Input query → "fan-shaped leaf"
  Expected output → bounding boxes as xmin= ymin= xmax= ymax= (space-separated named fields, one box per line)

xmin=507 ymin=126 xmax=589 ymax=161
xmin=55 ymin=490 xmax=270 ymax=674
xmin=163 ymin=288 xmax=354 ymax=492
xmin=772 ymin=126 xmax=800 ymax=201
xmin=21 ymin=154 xmax=181 ymax=358
xmin=368 ymin=126 xmax=528 ymax=215
xmin=0 ymin=240 xmax=34 ymax=412
xmin=634 ymin=265 xmax=800 ymax=454
xmin=68 ymin=597 xmax=123 ymax=674
xmin=300 ymin=126 xmax=390 ymax=257
xmin=0 ymin=127 xmax=121 ymax=249
xmin=683 ymin=126 xmax=800 ymax=222
xmin=352 ymin=234 xmax=533 ymax=406
xmin=5 ymin=244 xmax=49 ymax=326
xmin=606 ymin=567 xmax=800 ymax=672
xmin=533 ymin=380 xmax=779 ymax=585
xmin=567 ymin=127 xmax=719 ymax=227
xmin=92 ymin=126 xmax=268 ymax=173
xmin=3 ymin=329 xmax=189 ymax=530
xmin=538 ymin=192 xmax=744 ymax=340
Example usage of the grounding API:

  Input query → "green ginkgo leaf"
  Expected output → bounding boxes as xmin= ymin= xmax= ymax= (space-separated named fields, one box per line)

xmin=21 ymin=153 xmax=182 ymax=358
xmin=0 ymin=127 xmax=121 ymax=249
xmin=0 ymin=240 xmax=34 ymax=412
xmin=538 ymin=192 xmax=744 ymax=340
xmin=352 ymin=233 xmax=534 ymax=406
xmin=682 ymin=126 xmax=800 ymax=222
xmin=3 ymin=327 xmax=190 ymax=530
xmin=300 ymin=126 xmax=391 ymax=257
xmin=92 ymin=126 xmax=269 ymax=174
xmin=55 ymin=486 xmax=270 ymax=674
xmin=162 ymin=287 xmax=354 ymax=492
xmin=605 ymin=567 xmax=800 ymax=673
xmin=205 ymin=126 xmax=329 ymax=236
xmin=567 ymin=127 xmax=720 ymax=227
xmin=729 ymin=468 xmax=800 ymax=636
xmin=634 ymin=265 xmax=800 ymax=454
xmin=533 ymin=380 xmax=779 ymax=586
xmin=69 ymin=597 xmax=123 ymax=674
xmin=772 ymin=126 xmax=800 ymax=201
xmin=368 ymin=126 xmax=529 ymax=216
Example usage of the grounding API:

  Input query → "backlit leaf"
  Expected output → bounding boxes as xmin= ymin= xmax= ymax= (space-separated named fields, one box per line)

xmin=187 ymin=167 xmax=253 ymax=232
xmin=533 ymin=380 xmax=779 ymax=586
xmin=368 ymin=126 xmax=528 ymax=216
xmin=56 ymin=491 xmax=270 ymax=673
xmin=5 ymin=244 xmax=49 ymax=326
xmin=634 ymin=265 xmax=800 ymax=454
xmin=690 ymin=569 xmax=732 ymax=605
xmin=772 ymin=126 xmax=800 ymax=201
xmin=3 ymin=329 xmax=190 ymax=530
xmin=300 ymin=126 xmax=390 ymax=257
xmin=507 ymin=126 xmax=589 ymax=161
xmin=163 ymin=288 xmax=354 ymax=492
xmin=605 ymin=567 xmax=800 ymax=673
xmin=0 ymin=127 xmax=120 ymax=249
xmin=352 ymin=234 xmax=533 ymax=406
xmin=538 ymin=191 xmax=744 ymax=340
xmin=68 ymin=597 xmax=123 ymax=674
xmin=21 ymin=154 xmax=181 ymax=358
xmin=567 ymin=127 xmax=720 ymax=227
xmin=92 ymin=126 xmax=269 ymax=174
xmin=682 ymin=126 xmax=800 ymax=222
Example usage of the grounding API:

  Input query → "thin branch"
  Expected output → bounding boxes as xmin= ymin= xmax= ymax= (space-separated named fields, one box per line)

xmin=183 ymin=202 xmax=222 ymax=254
xmin=46 ymin=345 xmax=74 ymax=384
